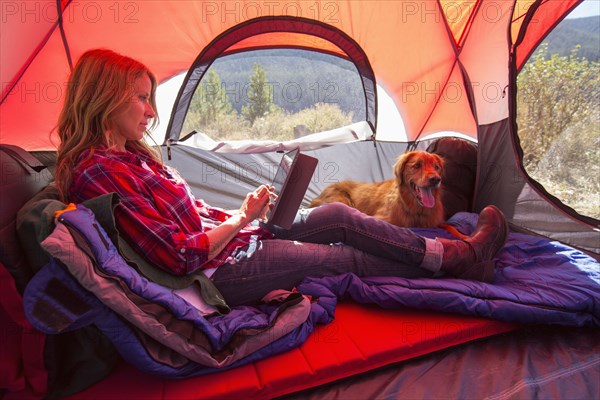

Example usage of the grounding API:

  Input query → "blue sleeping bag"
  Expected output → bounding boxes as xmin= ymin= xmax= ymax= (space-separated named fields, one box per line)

xmin=297 ymin=214 xmax=600 ymax=327
xmin=23 ymin=205 xmax=332 ymax=377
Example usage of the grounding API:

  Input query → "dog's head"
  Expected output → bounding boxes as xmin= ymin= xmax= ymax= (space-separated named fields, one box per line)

xmin=394 ymin=151 xmax=445 ymax=208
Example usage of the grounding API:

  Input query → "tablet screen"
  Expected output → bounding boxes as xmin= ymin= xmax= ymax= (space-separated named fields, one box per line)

xmin=271 ymin=149 xmax=298 ymax=202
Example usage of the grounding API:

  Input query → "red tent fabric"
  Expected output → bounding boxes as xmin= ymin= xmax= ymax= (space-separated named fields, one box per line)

xmin=1 ymin=0 xmax=580 ymax=150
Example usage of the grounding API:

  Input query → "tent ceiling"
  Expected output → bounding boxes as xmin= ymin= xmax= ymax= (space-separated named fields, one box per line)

xmin=0 ymin=0 xmax=581 ymax=150
xmin=225 ymin=33 xmax=347 ymax=57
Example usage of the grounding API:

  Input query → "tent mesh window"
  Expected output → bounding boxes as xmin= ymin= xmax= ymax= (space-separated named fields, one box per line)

xmin=516 ymin=25 xmax=600 ymax=220
xmin=181 ymin=49 xmax=366 ymax=142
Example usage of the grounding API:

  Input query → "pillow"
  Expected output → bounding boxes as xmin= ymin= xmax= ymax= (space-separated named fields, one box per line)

xmin=427 ymin=138 xmax=478 ymax=219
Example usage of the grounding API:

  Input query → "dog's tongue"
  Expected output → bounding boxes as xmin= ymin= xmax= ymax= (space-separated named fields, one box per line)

xmin=419 ymin=187 xmax=436 ymax=208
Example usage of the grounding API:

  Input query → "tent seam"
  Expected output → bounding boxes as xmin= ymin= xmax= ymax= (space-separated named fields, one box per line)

xmin=0 ymin=1 xmax=74 ymax=105
xmin=507 ymin=0 xmax=600 ymax=229
xmin=413 ymin=0 xmax=484 ymax=143
xmin=56 ymin=0 xmax=73 ymax=72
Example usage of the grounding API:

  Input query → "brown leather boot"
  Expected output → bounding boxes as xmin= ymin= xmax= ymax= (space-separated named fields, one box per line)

xmin=438 ymin=205 xmax=509 ymax=282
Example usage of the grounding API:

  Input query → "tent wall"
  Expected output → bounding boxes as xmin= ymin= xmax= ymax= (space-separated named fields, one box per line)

xmin=164 ymin=141 xmax=409 ymax=211
xmin=1 ymin=0 xmax=582 ymax=150
xmin=475 ymin=120 xmax=599 ymax=255
xmin=512 ymin=0 xmax=584 ymax=70
xmin=166 ymin=17 xmax=378 ymax=142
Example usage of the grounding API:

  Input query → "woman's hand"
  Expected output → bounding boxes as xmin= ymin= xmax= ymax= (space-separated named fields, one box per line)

xmin=204 ymin=185 xmax=275 ymax=263
xmin=238 ymin=185 xmax=275 ymax=224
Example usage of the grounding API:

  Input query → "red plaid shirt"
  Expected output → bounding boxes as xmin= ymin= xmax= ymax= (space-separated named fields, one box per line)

xmin=69 ymin=146 xmax=271 ymax=276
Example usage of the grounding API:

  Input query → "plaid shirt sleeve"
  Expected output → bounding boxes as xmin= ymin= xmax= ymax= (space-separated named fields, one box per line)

xmin=195 ymin=198 xmax=232 ymax=222
xmin=70 ymin=156 xmax=211 ymax=276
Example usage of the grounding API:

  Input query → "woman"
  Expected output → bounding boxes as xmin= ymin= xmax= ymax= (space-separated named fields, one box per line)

xmin=55 ymin=49 xmax=508 ymax=306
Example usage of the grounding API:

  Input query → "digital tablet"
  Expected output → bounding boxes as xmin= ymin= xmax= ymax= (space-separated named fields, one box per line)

xmin=265 ymin=149 xmax=318 ymax=229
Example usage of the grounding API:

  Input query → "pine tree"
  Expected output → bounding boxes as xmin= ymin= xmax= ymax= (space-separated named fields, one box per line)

xmin=242 ymin=63 xmax=273 ymax=124
xmin=189 ymin=69 xmax=232 ymax=126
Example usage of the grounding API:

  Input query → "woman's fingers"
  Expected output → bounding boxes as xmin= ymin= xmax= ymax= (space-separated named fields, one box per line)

xmin=241 ymin=186 xmax=271 ymax=221
xmin=257 ymin=184 xmax=274 ymax=198
xmin=238 ymin=185 xmax=278 ymax=223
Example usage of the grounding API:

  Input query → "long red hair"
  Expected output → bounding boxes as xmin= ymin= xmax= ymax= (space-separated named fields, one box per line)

xmin=54 ymin=49 xmax=160 ymax=201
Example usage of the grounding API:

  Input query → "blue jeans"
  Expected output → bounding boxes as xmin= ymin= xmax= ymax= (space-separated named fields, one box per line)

xmin=211 ymin=203 xmax=441 ymax=306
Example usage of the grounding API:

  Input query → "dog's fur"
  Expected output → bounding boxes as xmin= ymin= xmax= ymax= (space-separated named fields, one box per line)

xmin=310 ymin=151 xmax=446 ymax=228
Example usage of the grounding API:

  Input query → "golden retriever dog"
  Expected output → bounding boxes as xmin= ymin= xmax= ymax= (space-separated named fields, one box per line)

xmin=310 ymin=151 xmax=446 ymax=228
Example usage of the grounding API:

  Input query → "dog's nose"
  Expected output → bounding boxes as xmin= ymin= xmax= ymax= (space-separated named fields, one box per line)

xmin=429 ymin=176 xmax=441 ymax=186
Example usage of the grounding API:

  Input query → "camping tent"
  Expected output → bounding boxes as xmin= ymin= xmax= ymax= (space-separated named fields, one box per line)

xmin=2 ymin=0 xmax=597 ymax=254
xmin=1 ymin=0 xmax=582 ymax=145
xmin=1 ymin=1 xmax=599 ymax=398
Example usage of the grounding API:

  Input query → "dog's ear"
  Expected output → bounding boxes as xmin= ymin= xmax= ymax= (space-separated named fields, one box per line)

xmin=394 ymin=152 xmax=413 ymax=184
xmin=432 ymin=153 xmax=445 ymax=174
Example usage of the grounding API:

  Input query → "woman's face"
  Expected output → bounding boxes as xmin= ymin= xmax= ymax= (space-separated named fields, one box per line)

xmin=109 ymin=74 xmax=155 ymax=150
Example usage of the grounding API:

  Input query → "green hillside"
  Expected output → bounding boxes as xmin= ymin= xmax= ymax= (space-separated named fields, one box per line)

xmin=210 ymin=50 xmax=365 ymax=121
xmin=543 ymin=15 xmax=600 ymax=61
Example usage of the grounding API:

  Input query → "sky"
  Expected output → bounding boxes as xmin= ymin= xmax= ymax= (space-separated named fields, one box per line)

xmin=566 ymin=0 xmax=600 ymax=18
